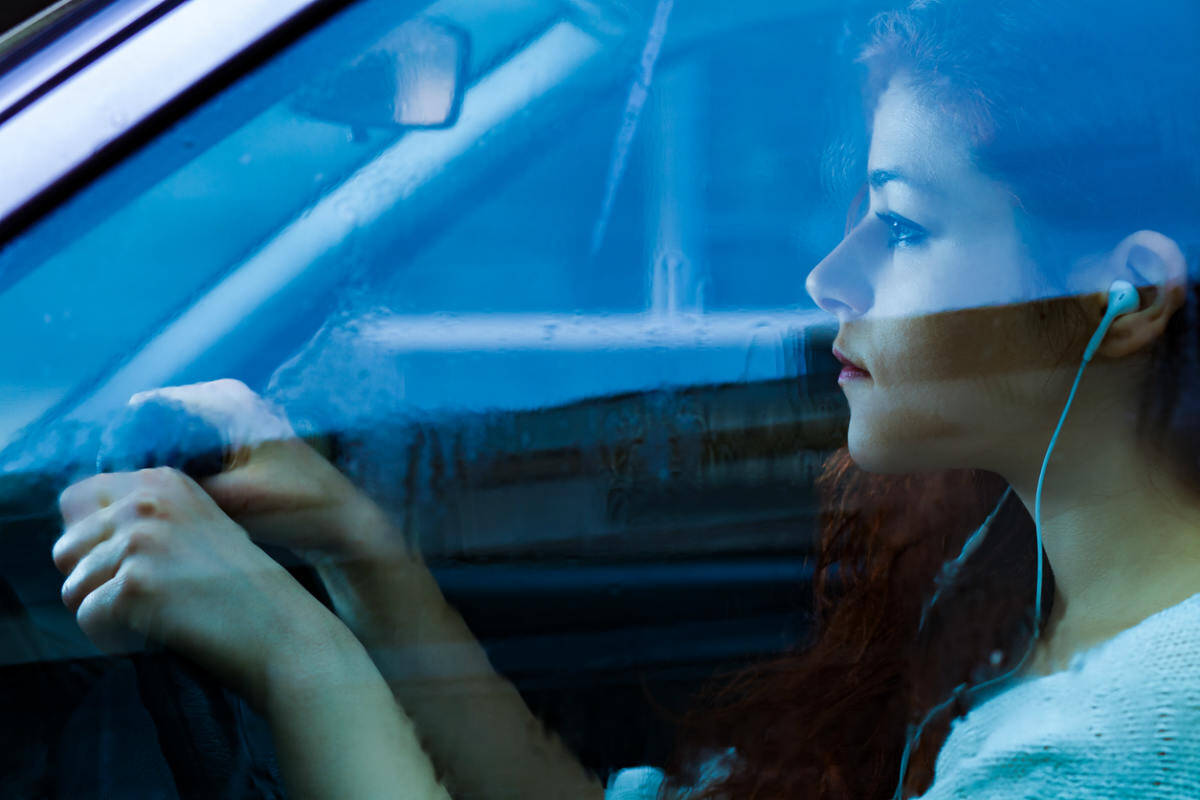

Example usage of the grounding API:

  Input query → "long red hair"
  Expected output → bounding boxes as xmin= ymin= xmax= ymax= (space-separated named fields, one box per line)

xmin=663 ymin=450 xmax=1045 ymax=798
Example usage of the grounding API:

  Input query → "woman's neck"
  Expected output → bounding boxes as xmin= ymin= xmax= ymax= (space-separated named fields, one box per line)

xmin=1001 ymin=419 xmax=1200 ymax=676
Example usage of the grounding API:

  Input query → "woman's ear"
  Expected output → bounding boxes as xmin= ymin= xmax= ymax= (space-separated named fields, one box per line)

xmin=1093 ymin=230 xmax=1189 ymax=359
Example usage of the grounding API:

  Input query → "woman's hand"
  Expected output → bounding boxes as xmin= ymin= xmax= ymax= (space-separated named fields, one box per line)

xmin=54 ymin=467 xmax=455 ymax=800
xmin=52 ymin=466 xmax=334 ymax=706
xmin=129 ymin=379 xmax=401 ymax=560
xmin=118 ymin=386 xmax=602 ymax=800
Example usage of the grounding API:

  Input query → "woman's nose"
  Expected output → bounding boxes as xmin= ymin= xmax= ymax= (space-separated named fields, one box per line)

xmin=805 ymin=235 xmax=873 ymax=320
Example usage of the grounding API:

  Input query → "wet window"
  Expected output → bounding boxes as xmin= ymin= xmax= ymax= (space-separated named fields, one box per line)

xmin=3 ymin=1 xmax=1198 ymax=798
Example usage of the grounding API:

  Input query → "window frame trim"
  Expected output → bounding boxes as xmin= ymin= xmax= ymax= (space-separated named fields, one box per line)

xmin=0 ymin=0 xmax=356 ymax=248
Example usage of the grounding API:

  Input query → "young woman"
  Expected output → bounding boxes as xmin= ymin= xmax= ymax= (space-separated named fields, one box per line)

xmin=51 ymin=0 xmax=1200 ymax=797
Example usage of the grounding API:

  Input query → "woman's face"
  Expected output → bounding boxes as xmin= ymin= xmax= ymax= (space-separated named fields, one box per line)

xmin=805 ymin=75 xmax=1084 ymax=474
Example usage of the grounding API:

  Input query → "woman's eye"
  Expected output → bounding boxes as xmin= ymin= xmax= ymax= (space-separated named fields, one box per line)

xmin=876 ymin=212 xmax=928 ymax=248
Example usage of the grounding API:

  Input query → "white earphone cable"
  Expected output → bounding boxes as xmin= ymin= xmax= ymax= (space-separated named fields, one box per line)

xmin=891 ymin=282 xmax=1133 ymax=798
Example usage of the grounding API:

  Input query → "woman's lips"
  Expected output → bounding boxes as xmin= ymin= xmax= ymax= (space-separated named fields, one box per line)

xmin=832 ymin=345 xmax=871 ymax=383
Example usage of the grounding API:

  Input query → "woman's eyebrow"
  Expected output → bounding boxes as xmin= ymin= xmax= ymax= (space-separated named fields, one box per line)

xmin=868 ymin=167 xmax=941 ymax=198
xmin=869 ymin=167 xmax=913 ymax=189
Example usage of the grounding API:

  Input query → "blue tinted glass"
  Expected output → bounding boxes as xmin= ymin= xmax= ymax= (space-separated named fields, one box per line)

xmin=0 ymin=0 xmax=856 ymax=459
xmin=7 ymin=1 xmax=1200 ymax=798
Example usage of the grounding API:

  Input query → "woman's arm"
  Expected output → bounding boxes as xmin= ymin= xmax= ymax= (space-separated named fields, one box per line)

xmin=258 ymin=598 xmax=451 ymax=800
xmin=310 ymin=501 xmax=606 ymax=800
xmin=52 ymin=466 xmax=451 ymax=800
xmin=138 ymin=380 xmax=606 ymax=800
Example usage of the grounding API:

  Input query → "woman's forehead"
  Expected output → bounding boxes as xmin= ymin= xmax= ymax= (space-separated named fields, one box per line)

xmin=867 ymin=77 xmax=976 ymax=199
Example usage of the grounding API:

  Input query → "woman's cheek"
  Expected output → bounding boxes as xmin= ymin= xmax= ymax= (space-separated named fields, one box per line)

xmin=846 ymin=301 xmax=1067 ymax=470
xmin=884 ymin=300 xmax=1072 ymax=385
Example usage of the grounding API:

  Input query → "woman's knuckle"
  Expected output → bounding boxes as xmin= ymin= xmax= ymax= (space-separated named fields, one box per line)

xmin=121 ymin=526 xmax=156 ymax=556
xmin=135 ymin=467 xmax=166 ymax=485
xmin=51 ymin=534 xmax=75 ymax=573
xmin=125 ymin=488 xmax=165 ymax=518
xmin=60 ymin=578 xmax=81 ymax=612
xmin=160 ymin=467 xmax=192 ymax=494
xmin=59 ymin=479 xmax=100 ymax=522
xmin=117 ymin=559 xmax=153 ymax=594
xmin=57 ymin=485 xmax=77 ymax=517
xmin=75 ymin=591 xmax=104 ymax=627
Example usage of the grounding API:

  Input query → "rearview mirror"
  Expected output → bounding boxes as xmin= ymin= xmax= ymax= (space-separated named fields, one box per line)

xmin=291 ymin=17 xmax=469 ymax=134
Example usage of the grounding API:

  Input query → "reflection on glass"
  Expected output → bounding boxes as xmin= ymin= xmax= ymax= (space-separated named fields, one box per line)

xmin=7 ymin=1 xmax=1197 ymax=799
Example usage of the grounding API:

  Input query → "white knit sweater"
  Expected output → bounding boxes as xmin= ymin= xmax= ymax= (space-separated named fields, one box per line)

xmin=606 ymin=591 xmax=1200 ymax=799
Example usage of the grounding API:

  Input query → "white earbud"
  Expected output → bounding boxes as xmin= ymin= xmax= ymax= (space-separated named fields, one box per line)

xmin=1082 ymin=279 xmax=1140 ymax=362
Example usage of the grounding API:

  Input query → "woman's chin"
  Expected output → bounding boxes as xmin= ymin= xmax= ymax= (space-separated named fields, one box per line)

xmin=847 ymin=425 xmax=925 ymax=474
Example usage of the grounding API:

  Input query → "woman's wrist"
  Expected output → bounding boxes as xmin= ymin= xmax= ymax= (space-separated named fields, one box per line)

xmin=302 ymin=485 xmax=412 ymax=564
xmin=250 ymin=591 xmax=372 ymax=711
xmin=303 ymin=503 xmax=459 ymax=654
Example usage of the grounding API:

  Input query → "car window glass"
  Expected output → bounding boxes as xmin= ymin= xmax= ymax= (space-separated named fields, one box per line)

xmin=0 ymin=0 xmax=863 ymax=467
xmin=0 ymin=0 xmax=890 ymax=790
